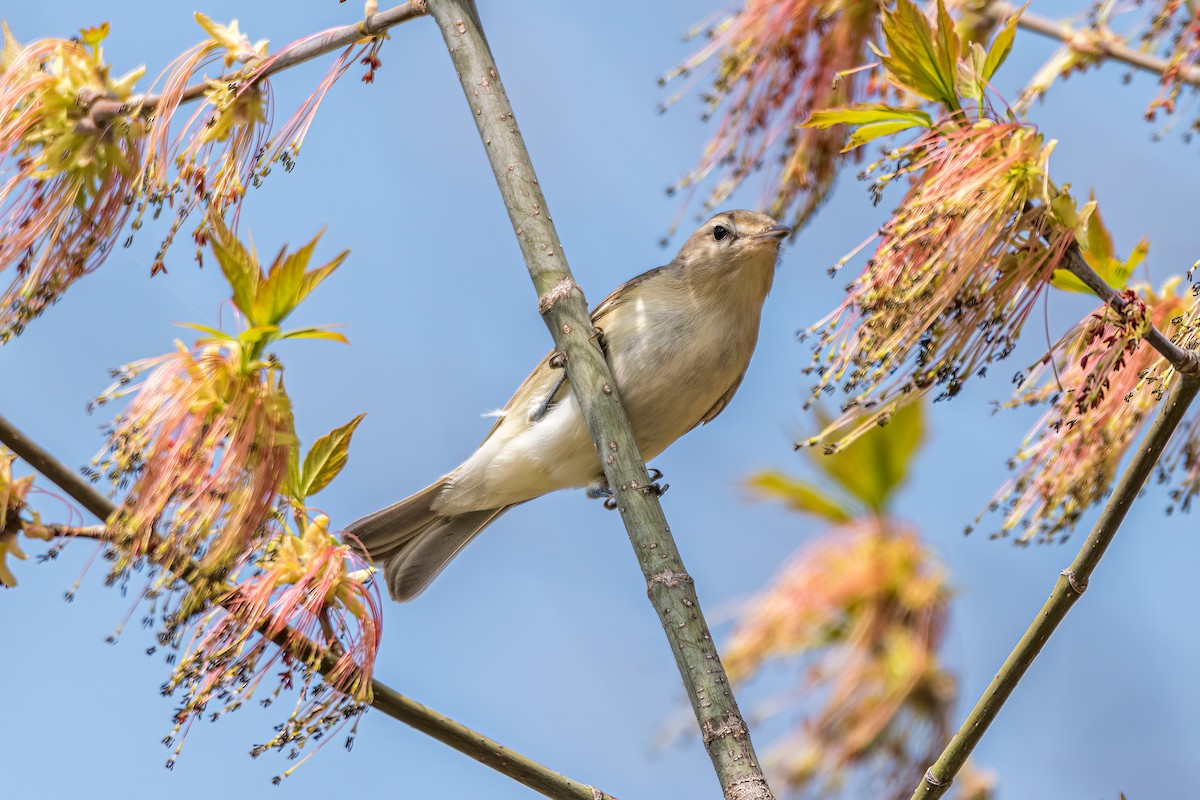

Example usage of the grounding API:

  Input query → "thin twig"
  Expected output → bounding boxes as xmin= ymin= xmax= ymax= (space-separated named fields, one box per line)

xmin=1061 ymin=241 xmax=1200 ymax=375
xmin=986 ymin=0 xmax=1200 ymax=87
xmin=910 ymin=374 xmax=1200 ymax=799
xmin=0 ymin=411 xmax=614 ymax=800
xmin=424 ymin=2 xmax=774 ymax=798
xmin=88 ymin=1 xmax=429 ymax=123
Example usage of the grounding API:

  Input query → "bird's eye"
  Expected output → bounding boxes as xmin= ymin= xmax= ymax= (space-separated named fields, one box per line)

xmin=713 ymin=225 xmax=729 ymax=241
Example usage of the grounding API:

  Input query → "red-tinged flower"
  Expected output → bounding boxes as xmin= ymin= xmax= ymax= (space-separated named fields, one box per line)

xmin=801 ymin=120 xmax=1074 ymax=450
xmin=986 ymin=282 xmax=1190 ymax=541
xmin=663 ymin=0 xmax=886 ymax=229
xmin=133 ymin=15 xmax=271 ymax=272
xmin=724 ymin=518 xmax=953 ymax=796
xmin=1144 ymin=2 xmax=1200 ymax=120
xmin=162 ymin=515 xmax=380 ymax=779
xmin=0 ymin=23 xmax=146 ymax=340
xmin=93 ymin=337 xmax=293 ymax=586
xmin=244 ymin=31 xmax=372 ymax=177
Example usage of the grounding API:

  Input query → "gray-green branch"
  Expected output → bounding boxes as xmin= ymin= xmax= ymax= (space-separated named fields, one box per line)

xmin=424 ymin=1 xmax=774 ymax=798
xmin=910 ymin=375 xmax=1200 ymax=798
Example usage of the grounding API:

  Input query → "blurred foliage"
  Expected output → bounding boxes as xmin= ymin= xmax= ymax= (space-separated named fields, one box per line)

xmin=739 ymin=402 xmax=992 ymax=798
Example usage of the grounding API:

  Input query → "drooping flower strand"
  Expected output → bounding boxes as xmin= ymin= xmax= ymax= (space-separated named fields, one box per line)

xmin=984 ymin=282 xmax=1195 ymax=542
xmin=131 ymin=15 xmax=271 ymax=275
xmin=801 ymin=121 xmax=1074 ymax=451
xmin=92 ymin=339 xmax=293 ymax=596
xmin=662 ymin=0 xmax=888 ymax=230
xmin=162 ymin=515 xmax=381 ymax=780
xmin=0 ymin=24 xmax=146 ymax=340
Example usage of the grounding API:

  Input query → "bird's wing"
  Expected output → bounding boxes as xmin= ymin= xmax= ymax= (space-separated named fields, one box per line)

xmin=480 ymin=350 xmax=566 ymax=443
xmin=692 ymin=368 xmax=747 ymax=430
xmin=480 ymin=264 xmax=673 ymax=444
xmin=590 ymin=265 xmax=668 ymax=326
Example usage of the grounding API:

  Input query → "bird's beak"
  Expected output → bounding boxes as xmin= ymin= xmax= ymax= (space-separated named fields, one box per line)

xmin=755 ymin=224 xmax=792 ymax=241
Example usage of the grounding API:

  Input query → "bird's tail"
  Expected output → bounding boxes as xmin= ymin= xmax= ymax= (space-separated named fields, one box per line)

xmin=345 ymin=479 xmax=511 ymax=602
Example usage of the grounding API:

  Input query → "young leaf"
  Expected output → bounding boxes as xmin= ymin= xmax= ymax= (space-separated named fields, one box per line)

xmin=296 ymin=250 xmax=349 ymax=307
xmin=805 ymin=105 xmax=932 ymax=129
xmin=982 ymin=9 xmax=1020 ymax=83
xmin=278 ymin=327 xmax=350 ymax=344
xmin=879 ymin=0 xmax=962 ymax=111
xmin=176 ymin=322 xmax=236 ymax=342
xmin=208 ymin=216 xmax=260 ymax=321
xmin=843 ymin=119 xmax=926 ymax=152
xmin=297 ymin=413 xmax=366 ymax=499
xmin=805 ymin=105 xmax=931 ymax=151
xmin=745 ymin=472 xmax=854 ymax=523
xmin=1051 ymin=200 xmax=1144 ymax=293
xmin=810 ymin=401 xmax=925 ymax=513
xmin=254 ymin=232 xmax=321 ymax=326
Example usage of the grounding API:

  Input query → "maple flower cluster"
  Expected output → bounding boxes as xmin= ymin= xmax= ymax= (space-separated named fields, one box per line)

xmin=83 ymin=221 xmax=377 ymax=775
xmin=987 ymin=280 xmax=1200 ymax=540
xmin=803 ymin=120 xmax=1073 ymax=449
xmin=0 ymin=23 xmax=145 ymax=340
xmin=0 ymin=13 xmax=382 ymax=336
xmin=726 ymin=518 xmax=955 ymax=795
xmin=164 ymin=515 xmax=381 ymax=780
xmin=663 ymin=0 xmax=888 ymax=229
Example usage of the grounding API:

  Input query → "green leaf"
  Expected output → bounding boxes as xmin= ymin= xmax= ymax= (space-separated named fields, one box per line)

xmin=278 ymin=326 xmax=349 ymax=344
xmin=879 ymin=0 xmax=962 ymax=112
xmin=237 ymin=324 xmax=280 ymax=348
xmin=1051 ymin=200 xmax=1144 ymax=293
xmin=297 ymin=413 xmax=366 ymax=499
xmin=296 ymin=250 xmax=349 ymax=307
xmin=982 ymin=9 xmax=1020 ymax=83
xmin=255 ymin=232 xmax=320 ymax=326
xmin=177 ymin=322 xmax=235 ymax=342
xmin=809 ymin=401 xmax=925 ymax=513
xmin=745 ymin=472 xmax=854 ymax=523
xmin=208 ymin=216 xmax=260 ymax=321
xmin=804 ymin=104 xmax=931 ymax=151
xmin=842 ymin=119 xmax=926 ymax=151
xmin=805 ymin=104 xmax=932 ymax=129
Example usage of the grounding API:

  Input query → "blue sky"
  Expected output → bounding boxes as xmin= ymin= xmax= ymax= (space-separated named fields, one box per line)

xmin=2 ymin=2 xmax=1198 ymax=798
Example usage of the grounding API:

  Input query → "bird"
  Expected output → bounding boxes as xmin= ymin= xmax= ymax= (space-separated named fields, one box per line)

xmin=347 ymin=210 xmax=790 ymax=601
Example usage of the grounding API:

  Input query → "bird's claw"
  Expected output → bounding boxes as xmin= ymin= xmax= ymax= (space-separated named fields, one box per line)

xmin=548 ymin=350 xmax=567 ymax=369
xmin=590 ymin=327 xmax=608 ymax=355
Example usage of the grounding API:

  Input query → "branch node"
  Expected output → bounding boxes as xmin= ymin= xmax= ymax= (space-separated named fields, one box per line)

xmin=648 ymin=569 xmax=693 ymax=589
xmin=923 ymin=768 xmax=950 ymax=788
xmin=1060 ymin=567 xmax=1088 ymax=594
xmin=702 ymin=712 xmax=749 ymax=746
xmin=538 ymin=277 xmax=580 ymax=315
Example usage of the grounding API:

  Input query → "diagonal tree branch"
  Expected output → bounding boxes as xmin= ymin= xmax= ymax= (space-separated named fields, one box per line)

xmin=0 ymin=411 xmax=615 ymax=800
xmin=87 ymin=1 xmax=430 ymax=123
xmin=1062 ymin=241 xmax=1200 ymax=375
xmin=985 ymin=0 xmax=1200 ymax=88
xmin=910 ymin=373 xmax=1200 ymax=798
xmin=424 ymin=1 xmax=775 ymax=798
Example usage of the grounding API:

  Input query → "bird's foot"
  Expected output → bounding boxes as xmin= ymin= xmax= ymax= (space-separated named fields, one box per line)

xmin=590 ymin=326 xmax=608 ymax=355
xmin=639 ymin=467 xmax=669 ymax=498
xmin=548 ymin=349 xmax=567 ymax=369
xmin=586 ymin=480 xmax=612 ymax=500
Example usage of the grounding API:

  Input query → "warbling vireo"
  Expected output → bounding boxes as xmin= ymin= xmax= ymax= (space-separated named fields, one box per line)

xmin=348 ymin=210 xmax=790 ymax=601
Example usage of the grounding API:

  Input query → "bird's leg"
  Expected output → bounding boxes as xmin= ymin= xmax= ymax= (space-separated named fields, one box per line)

xmin=590 ymin=326 xmax=608 ymax=355
xmin=586 ymin=478 xmax=621 ymax=510
xmin=528 ymin=370 xmax=567 ymax=423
